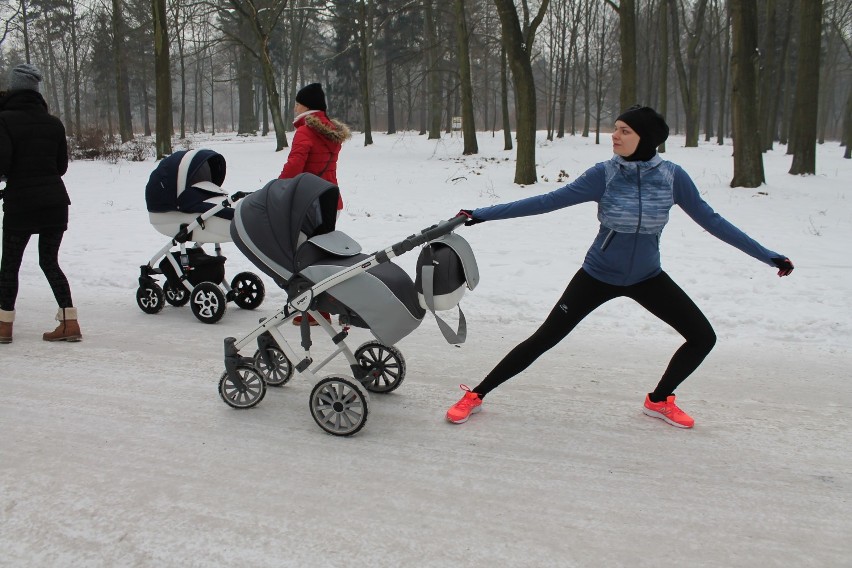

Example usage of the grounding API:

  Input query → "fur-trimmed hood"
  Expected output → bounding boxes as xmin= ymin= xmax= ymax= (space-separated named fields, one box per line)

xmin=296 ymin=112 xmax=352 ymax=144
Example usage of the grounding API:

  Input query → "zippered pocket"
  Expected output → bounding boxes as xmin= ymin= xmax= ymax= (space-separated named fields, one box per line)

xmin=600 ymin=229 xmax=616 ymax=251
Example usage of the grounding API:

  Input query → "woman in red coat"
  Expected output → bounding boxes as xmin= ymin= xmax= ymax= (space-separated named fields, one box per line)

xmin=279 ymin=83 xmax=351 ymax=212
xmin=281 ymin=83 xmax=351 ymax=325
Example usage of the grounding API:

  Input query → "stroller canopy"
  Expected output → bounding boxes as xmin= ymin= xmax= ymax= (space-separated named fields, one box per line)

xmin=232 ymin=173 xmax=340 ymax=281
xmin=145 ymin=149 xmax=227 ymax=214
xmin=233 ymin=173 xmax=425 ymax=345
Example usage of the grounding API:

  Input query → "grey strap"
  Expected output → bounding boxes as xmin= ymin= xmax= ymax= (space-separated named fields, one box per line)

xmin=421 ymin=263 xmax=467 ymax=344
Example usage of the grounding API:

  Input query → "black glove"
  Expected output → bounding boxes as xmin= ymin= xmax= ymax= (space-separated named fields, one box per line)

xmin=458 ymin=209 xmax=484 ymax=226
xmin=771 ymin=257 xmax=794 ymax=277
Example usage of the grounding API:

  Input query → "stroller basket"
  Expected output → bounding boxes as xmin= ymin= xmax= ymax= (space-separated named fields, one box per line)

xmin=159 ymin=248 xmax=226 ymax=288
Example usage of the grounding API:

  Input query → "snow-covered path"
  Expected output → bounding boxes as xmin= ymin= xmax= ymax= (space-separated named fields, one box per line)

xmin=1 ymin=131 xmax=850 ymax=566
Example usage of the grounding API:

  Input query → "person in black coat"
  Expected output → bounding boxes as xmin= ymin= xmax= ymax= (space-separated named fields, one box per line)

xmin=0 ymin=63 xmax=81 ymax=343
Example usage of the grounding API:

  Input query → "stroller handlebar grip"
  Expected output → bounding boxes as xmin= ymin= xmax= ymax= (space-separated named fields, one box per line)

xmin=390 ymin=215 xmax=466 ymax=257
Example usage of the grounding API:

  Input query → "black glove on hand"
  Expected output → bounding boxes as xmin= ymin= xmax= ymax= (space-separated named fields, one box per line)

xmin=771 ymin=256 xmax=794 ymax=277
xmin=458 ymin=209 xmax=484 ymax=226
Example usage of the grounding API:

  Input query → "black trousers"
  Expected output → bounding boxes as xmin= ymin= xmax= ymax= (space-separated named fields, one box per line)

xmin=0 ymin=229 xmax=73 ymax=311
xmin=473 ymin=268 xmax=717 ymax=400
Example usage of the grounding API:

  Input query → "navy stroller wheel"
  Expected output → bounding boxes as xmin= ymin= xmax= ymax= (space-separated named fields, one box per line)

xmin=355 ymin=341 xmax=407 ymax=393
xmin=309 ymin=376 xmax=370 ymax=436
xmin=163 ymin=281 xmax=190 ymax=307
xmin=190 ymin=282 xmax=227 ymax=323
xmin=252 ymin=346 xmax=293 ymax=387
xmin=230 ymin=272 xmax=265 ymax=310
xmin=219 ymin=366 xmax=266 ymax=409
xmin=136 ymin=284 xmax=165 ymax=314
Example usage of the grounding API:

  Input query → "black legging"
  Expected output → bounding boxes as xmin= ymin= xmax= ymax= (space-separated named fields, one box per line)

xmin=473 ymin=268 xmax=716 ymax=400
xmin=0 ymin=229 xmax=73 ymax=311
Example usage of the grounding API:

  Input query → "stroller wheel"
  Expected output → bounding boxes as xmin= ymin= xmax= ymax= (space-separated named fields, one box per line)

xmin=219 ymin=365 xmax=266 ymax=409
xmin=309 ymin=376 xmax=370 ymax=436
xmin=136 ymin=284 xmax=164 ymax=314
xmin=163 ymin=281 xmax=190 ymax=307
xmin=190 ymin=282 xmax=227 ymax=324
xmin=231 ymin=272 xmax=265 ymax=310
xmin=253 ymin=347 xmax=293 ymax=387
xmin=355 ymin=341 xmax=407 ymax=394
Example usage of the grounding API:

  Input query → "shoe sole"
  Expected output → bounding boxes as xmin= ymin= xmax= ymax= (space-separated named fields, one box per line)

xmin=643 ymin=407 xmax=693 ymax=428
xmin=0 ymin=338 xmax=11 ymax=344
xmin=446 ymin=406 xmax=481 ymax=424
xmin=44 ymin=336 xmax=82 ymax=342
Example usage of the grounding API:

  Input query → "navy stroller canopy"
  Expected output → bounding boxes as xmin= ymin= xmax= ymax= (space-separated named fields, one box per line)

xmin=145 ymin=149 xmax=227 ymax=214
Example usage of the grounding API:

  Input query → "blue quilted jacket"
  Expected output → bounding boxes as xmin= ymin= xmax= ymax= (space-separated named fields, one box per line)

xmin=473 ymin=155 xmax=781 ymax=286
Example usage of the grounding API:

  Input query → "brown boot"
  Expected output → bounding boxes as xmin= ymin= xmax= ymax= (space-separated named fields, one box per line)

xmin=0 ymin=309 xmax=13 ymax=344
xmin=43 ymin=307 xmax=83 ymax=342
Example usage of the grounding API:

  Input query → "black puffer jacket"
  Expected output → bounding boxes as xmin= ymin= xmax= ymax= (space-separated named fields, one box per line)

xmin=0 ymin=89 xmax=70 ymax=232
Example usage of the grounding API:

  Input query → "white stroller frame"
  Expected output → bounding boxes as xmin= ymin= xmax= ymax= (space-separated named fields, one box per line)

xmin=137 ymin=190 xmax=265 ymax=323
xmin=218 ymin=215 xmax=468 ymax=436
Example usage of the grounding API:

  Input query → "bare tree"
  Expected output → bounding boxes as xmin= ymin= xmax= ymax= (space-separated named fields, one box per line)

xmin=789 ymin=0 xmax=823 ymax=175
xmin=153 ymin=0 xmax=173 ymax=158
xmin=493 ymin=0 xmax=550 ymax=185
xmin=604 ymin=0 xmax=636 ymax=110
xmin=111 ymin=0 xmax=134 ymax=142
xmin=729 ymin=0 xmax=764 ymax=187
xmin=213 ymin=0 xmax=291 ymax=151
xmin=423 ymin=0 xmax=442 ymax=139
xmin=455 ymin=0 xmax=478 ymax=154
xmin=667 ymin=0 xmax=708 ymax=147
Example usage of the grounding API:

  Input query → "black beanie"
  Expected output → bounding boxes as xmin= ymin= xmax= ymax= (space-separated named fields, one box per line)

xmin=296 ymin=83 xmax=327 ymax=112
xmin=616 ymin=105 xmax=669 ymax=161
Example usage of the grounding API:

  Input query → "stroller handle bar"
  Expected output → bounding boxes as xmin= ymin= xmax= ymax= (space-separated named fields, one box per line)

xmin=287 ymin=214 xmax=467 ymax=314
xmin=384 ymin=214 xmax=467 ymax=261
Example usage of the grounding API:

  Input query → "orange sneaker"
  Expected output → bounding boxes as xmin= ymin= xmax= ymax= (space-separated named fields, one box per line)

xmin=643 ymin=394 xmax=694 ymax=428
xmin=446 ymin=384 xmax=483 ymax=424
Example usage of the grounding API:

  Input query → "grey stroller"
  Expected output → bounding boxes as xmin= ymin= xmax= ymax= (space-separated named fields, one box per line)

xmin=217 ymin=173 xmax=477 ymax=436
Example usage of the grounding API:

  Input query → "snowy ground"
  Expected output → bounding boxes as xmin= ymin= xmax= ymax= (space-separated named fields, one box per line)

xmin=1 ymin=129 xmax=850 ymax=567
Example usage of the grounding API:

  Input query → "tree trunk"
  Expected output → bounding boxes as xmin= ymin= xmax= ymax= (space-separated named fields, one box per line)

xmin=112 ymin=0 xmax=133 ymax=143
xmin=70 ymin=0 xmax=81 ymax=138
xmin=667 ymin=0 xmax=708 ymax=147
xmin=716 ymin=1 xmax=730 ymax=145
xmin=385 ymin=36 xmax=396 ymax=134
xmin=771 ymin=2 xmax=794 ymax=147
xmin=424 ymin=0 xmax=442 ymax=140
xmin=152 ymin=0 xmax=172 ymax=158
xmin=843 ymin=87 xmax=851 ymax=159
xmin=237 ymin=42 xmax=256 ymax=136
xmin=758 ymin=0 xmax=777 ymax=150
xmin=494 ymin=0 xmax=550 ymax=185
xmin=500 ymin=46 xmax=512 ymax=151
xmin=789 ymin=0 xmax=822 ymax=175
xmin=455 ymin=0 xmax=478 ymax=154
xmin=612 ymin=0 xmax=637 ymax=110
xmin=729 ymin=0 xmax=765 ymax=187
xmin=357 ymin=0 xmax=374 ymax=146
xmin=658 ymin=3 xmax=668 ymax=153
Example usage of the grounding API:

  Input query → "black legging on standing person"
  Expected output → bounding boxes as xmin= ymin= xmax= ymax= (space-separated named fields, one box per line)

xmin=472 ymin=268 xmax=717 ymax=401
xmin=0 ymin=229 xmax=73 ymax=311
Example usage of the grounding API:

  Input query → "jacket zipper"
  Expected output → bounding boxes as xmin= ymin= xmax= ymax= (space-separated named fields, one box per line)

xmin=624 ymin=164 xmax=642 ymax=284
xmin=601 ymin=229 xmax=616 ymax=251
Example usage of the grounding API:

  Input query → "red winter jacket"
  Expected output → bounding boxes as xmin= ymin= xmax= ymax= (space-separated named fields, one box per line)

xmin=279 ymin=111 xmax=351 ymax=210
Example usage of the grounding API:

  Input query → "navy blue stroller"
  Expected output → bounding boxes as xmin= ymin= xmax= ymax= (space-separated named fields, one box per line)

xmin=137 ymin=149 xmax=265 ymax=323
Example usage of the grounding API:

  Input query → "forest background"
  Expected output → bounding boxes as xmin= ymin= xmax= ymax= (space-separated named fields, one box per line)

xmin=1 ymin=0 xmax=850 ymax=184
